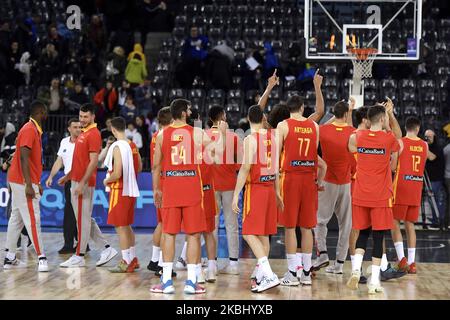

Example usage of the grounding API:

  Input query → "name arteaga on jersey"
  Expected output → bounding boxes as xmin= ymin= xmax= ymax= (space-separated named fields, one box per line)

xmin=404 ymin=175 xmax=424 ymax=182
xmin=165 ymin=170 xmax=196 ymax=177
xmin=203 ymin=184 xmax=212 ymax=191
xmin=357 ymin=147 xmax=386 ymax=155
xmin=260 ymin=175 xmax=276 ymax=182
xmin=291 ymin=160 xmax=315 ymax=167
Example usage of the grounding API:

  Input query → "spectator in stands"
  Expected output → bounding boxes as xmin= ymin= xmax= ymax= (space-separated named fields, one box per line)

xmin=87 ymin=15 xmax=106 ymax=54
xmin=101 ymin=117 xmax=114 ymax=143
xmin=425 ymin=129 xmax=447 ymax=230
xmin=94 ymin=80 xmax=119 ymax=122
xmin=0 ymin=20 xmax=11 ymax=94
xmin=128 ymin=43 xmax=147 ymax=69
xmin=106 ymin=46 xmax=127 ymax=87
xmin=8 ymin=40 xmax=23 ymax=87
xmin=125 ymin=53 xmax=148 ymax=86
xmin=65 ymin=82 xmax=89 ymax=114
xmin=120 ymin=95 xmax=138 ymax=123
xmin=80 ymin=53 xmax=102 ymax=89
xmin=37 ymin=78 xmax=64 ymax=114
xmin=134 ymin=79 xmax=153 ymax=116
xmin=38 ymin=43 xmax=60 ymax=86
xmin=135 ymin=115 xmax=150 ymax=158
xmin=13 ymin=15 xmax=36 ymax=56
xmin=137 ymin=0 xmax=171 ymax=47
xmin=47 ymin=24 xmax=68 ymax=58
xmin=205 ymin=42 xmax=234 ymax=91
xmin=125 ymin=121 xmax=143 ymax=150
xmin=0 ymin=119 xmax=16 ymax=162
xmin=118 ymin=80 xmax=131 ymax=106
xmin=176 ymin=26 xmax=209 ymax=89
xmin=242 ymin=46 xmax=264 ymax=91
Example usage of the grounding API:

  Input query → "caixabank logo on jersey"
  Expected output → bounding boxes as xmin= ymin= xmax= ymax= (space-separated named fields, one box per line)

xmin=260 ymin=175 xmax=276 ymax=182
xmin=404 ymin=175 xmax=424 ymax=182
xmin=357 ymin=147 xmax=386 ymax=155
xmin=165 ymin=170 xmax=196 ymax=177
xmin=290 ymin=160 xmax=316 ymax=167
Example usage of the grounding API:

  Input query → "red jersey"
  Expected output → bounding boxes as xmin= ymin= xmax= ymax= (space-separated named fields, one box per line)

xmin=393 ymin=137 xmax=427 ymax=206
xmin=319 ymin=123 xmax=355 ymax=184
xmin=205 ymin=128 xmax=241 ymax=191
xmin=71 ymin=123 xmax=102 ymax=187
xmin=281 ymin=118 xmax=317 ymax=174
xmin=109 ymin=141 xmax=140 ymax=190
xmin=247 ymin=130 xmax=277 ymax=185
xmin=161 ymin=124 xmax=202 ymax=207
xmin=8 ymin=119 xmax=43 ymax=185
xmin=353 ymin=130 xmax=400 ymax=207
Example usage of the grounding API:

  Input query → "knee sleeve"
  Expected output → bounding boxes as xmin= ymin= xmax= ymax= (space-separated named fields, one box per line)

xmin=372 ymin=230 xmax=385 ymax=259
xmin=356 ymin=227 xmax=371 ymax=251
xmin=295 ymin=226 xmax=302 ymax=248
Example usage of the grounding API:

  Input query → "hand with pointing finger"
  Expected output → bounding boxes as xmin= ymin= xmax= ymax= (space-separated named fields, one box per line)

xmin=313 ymin=69 xmax=323 ymax=88
xmin=267 ymin=68 xmax=279 ymax=89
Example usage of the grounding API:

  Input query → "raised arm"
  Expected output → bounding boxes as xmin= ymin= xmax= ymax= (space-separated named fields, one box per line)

xmin=308 ymin=69 xmax=324 ymax=123
xmin=384 ymin=98 xmax=402 ymax=139
xmin=258 ymin=69 xmax=279 ymax=111
xmin=347 ymin=96 xmax=356 ymax=126
xmin=348 ymin=133 xmax=357 ymax=154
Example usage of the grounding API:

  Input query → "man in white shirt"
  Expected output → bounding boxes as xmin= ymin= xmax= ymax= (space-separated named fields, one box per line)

xmin=125 ymin=122 xmax=143 ymax=149
xmin=45 ymin=118 xmax=81 ymax=253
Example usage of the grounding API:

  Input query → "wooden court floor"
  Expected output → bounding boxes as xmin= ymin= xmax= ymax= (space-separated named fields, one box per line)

xmin=0 ymin=232 xmax=449 ymax=300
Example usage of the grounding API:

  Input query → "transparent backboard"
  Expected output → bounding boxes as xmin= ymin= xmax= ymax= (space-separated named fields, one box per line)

xmin=304 ymin=0 xmax=422 ymax=61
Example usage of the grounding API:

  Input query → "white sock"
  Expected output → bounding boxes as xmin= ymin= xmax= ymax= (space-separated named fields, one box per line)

xmin=162 ymin=262 xmax=173 ymax=283
xmin=6 ymin=252 xmax=16 ymax=260
xmin=180 ymin=242 xmax=187 ymax=261
xmin=230 ymin=259 xmax=239 ymax=267
xmin=407 ymin=248 xmax=416 ymax=265
xmin=295 ymin=252 xmax=303 ymax=268
xmin=287 ymin=254 xmax=297 ymax=272
xmin=187 ymin=264 xmax=197 ymax=283
xmin=350 ymin=255 xmax=355 ymax=270
xmin=380 ymin=254 xmax=388 ymax=272
xmin=129 ymin=246 xmax=136 ymax=260
xmin=151 ymin=246 xmax=160 ymax=262
xmin=255 ymin=264 xmax=264 ymax=282
xmin=121 ymin=249 xmax=131 ymax=264
xmin=208 ymin=259 xmax=217 ymax=271
xmin=195 ymin=263 xmax=202 ymax=277
xmin=303 ymin=253 xmax=312 ymax=272
xmin=371 ymin=265 xmax=381 ymax=285
xmin=353 ymin=253 xmax=363 ymax=272
xmin=158 ymin=251 xmax=163 ymax=267
xmin=394 ymin=242 xmax=405 ymax=260
xmin=258 ymin=256 xmax=273 ymax=277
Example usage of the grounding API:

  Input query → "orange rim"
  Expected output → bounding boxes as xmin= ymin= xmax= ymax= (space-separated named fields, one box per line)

xmin=348 ymin=48 xmax=378 ymax=60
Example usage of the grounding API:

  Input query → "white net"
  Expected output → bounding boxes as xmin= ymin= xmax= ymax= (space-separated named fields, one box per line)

xmin=349 ymin=49 xmax=377 ymax=79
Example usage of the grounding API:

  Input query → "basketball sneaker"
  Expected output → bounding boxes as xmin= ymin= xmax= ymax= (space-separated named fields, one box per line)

xmin=368 ymin=283 xmax=384 ymax=294
xmin=38 ymin=258 xmax=49 ymax=272
xmin=280 ymin=271 xmax=300 ymax=286
xmin=147 ymin=260 xmax=162 ymax=272
xmin=346 ymin=270 xmax=361 ymax=290
xmin=408 ymin=262 xmax=416 ymax=274
xmin=184 ymin=280 xmax=206 ymax=294
xmin=380 ymin=263 xmax=407 ymax=281
xmin=250 ymin=265 xmax=258 ymax=280
xmin=109 ymin=260 xmax=129 ymax=273
xmin=312 ymin=253 xmax=329 ymax=271
xmin=156 ymin=269 xmax=177 ymax=277
xmin=96 ymin=247 xmax=118 ymax=267
xmin=325 ymin=262 xmax=344 ymax=274
xmin=256 ymin=273 xmax=280 ymax=293
xmin=359 ymin=269 xmax=368 ymax=284
xmin=300 ymin=271 xmax=312 ymax=285
xmin=3 ymin=257 xmax=27 ymax=270
xmin=175 ymin=257 xmax=187 ymax=270
xmin=127 ymin=258 xmax=139 ymax=273
xmin=60 ymin=255 xmax=85 ymax=268
xmin=396 ymin=257 xmax=409 ymax=273
xmin=150 ymin=279 xmax=175 ymax=294
xmin=219 ymin=263 xmax=239 ymax=275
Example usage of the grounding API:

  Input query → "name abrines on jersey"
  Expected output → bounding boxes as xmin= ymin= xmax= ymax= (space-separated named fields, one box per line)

xmin=165 ymin=170 xmax=196 ymax=177
xmin=260 ymin=175 xmax=276 ymax=182
xmin=357 ymin=147 xmax=386 ymax=155
xmin=404 ymin=175 xmax=424 ymax=182
xmin=410 ymin=145 xmax=424 ymax=152
xmin=291 ymin=160 xmax=315 ymax=167
xmin=294 ymin=127 xmax=313 ymax=134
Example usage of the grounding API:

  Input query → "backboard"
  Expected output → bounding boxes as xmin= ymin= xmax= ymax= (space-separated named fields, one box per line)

xmin=304 ymin=0 xmax=422 ymax=62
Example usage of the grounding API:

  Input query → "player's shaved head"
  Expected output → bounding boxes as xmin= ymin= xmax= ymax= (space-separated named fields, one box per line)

xmin=157 ymin=107 xmax=172 ymax=126
xmin=367 ymin=105 xmax=386 ymax=124
xmin=333 ymin=101 xmax=349 ymax=119
xmin=405 ymin=116 xmax=421 ymax=132
xmin=248 ymin=105 xmax=264 ymax=124
xmin=286 ymin=95 xmax=305 ymax=113
xmin=30 ymin=100 xmax=47 ymax=117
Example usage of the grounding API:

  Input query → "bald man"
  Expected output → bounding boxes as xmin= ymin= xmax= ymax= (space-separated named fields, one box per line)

xmin=424 ymin=130 xmax=445 ymax=230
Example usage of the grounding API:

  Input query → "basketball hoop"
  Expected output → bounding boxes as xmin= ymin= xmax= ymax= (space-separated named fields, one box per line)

xmin=348 ymin=48 xmax=378 ymax=79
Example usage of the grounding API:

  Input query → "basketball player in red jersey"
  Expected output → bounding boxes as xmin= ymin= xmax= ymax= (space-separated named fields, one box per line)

xmin=391 ymin=116 xmax=434 ymax=274
xmin=150 ymin=99 xmax=226 ymax=294
xmin=147 ymin=107 xmax=175 ymax=276
xmin=276 ymin=94 xmax=322 ymax=286
xmin=232 ymin=106 xmax=283 ymax=292
xmin=347 ymin=104 xmax=400 ymax=294
xmin=102 ymin=117 xmax=142 ymax=273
